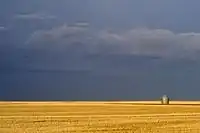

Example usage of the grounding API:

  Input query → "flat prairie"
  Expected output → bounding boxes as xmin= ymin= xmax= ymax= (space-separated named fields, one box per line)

xmin=1 ymin=101 xmax=200 ymax=133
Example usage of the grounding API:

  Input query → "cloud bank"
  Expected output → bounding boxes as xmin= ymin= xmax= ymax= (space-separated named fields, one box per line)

xmin=26 ymin=24 xmax=200 ymax=60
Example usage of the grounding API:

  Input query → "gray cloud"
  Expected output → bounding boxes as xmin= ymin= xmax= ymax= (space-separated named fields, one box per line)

xmin=25 ymin=24 xmax=91 ymax=51
xmin=26 ymin=25 xmax=200 ymax=60
xmin=73 ymin=22 xmax=90 ymax=27
xmin=0 ymin=26 xmax=5 ymax=30
xmin=14 ymin=13 xmax=56 ymax=20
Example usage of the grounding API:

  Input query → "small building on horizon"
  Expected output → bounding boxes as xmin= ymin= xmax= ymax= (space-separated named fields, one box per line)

xmin=161 ymin=95 xmax=169 ymax=105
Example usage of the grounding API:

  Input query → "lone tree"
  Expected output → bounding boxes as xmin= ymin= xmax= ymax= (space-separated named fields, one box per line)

xmin=161 ymin=95 xmax=169 ymax=105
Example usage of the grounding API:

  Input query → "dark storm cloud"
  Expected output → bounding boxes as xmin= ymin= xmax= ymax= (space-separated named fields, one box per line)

xmin=1 ymin=12 xmax=59 ymax=49
xmin=2 ymin=0 xmax=200 ymax=100
xmin=1 ymin=0 xmax=200 ymax=31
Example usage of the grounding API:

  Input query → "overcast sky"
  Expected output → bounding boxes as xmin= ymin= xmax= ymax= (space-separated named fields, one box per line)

xmin=1 ymin=0 xmax=200 ymax=100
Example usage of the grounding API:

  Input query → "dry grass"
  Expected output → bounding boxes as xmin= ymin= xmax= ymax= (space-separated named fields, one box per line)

xmin=1 ymin=101 xmax=200 ymax=133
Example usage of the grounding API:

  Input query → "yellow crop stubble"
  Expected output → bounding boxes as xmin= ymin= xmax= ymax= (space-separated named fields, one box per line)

xmin=0 ymin=101 xmax=200 ymax=133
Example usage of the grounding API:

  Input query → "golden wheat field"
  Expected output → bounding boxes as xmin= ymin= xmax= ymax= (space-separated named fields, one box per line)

xmin=1 ymin=101 xmax=200 ymax=133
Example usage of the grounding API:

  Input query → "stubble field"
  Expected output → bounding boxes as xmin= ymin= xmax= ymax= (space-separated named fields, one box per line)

xmin=1 ymin=101 xmax=200 ymax=133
